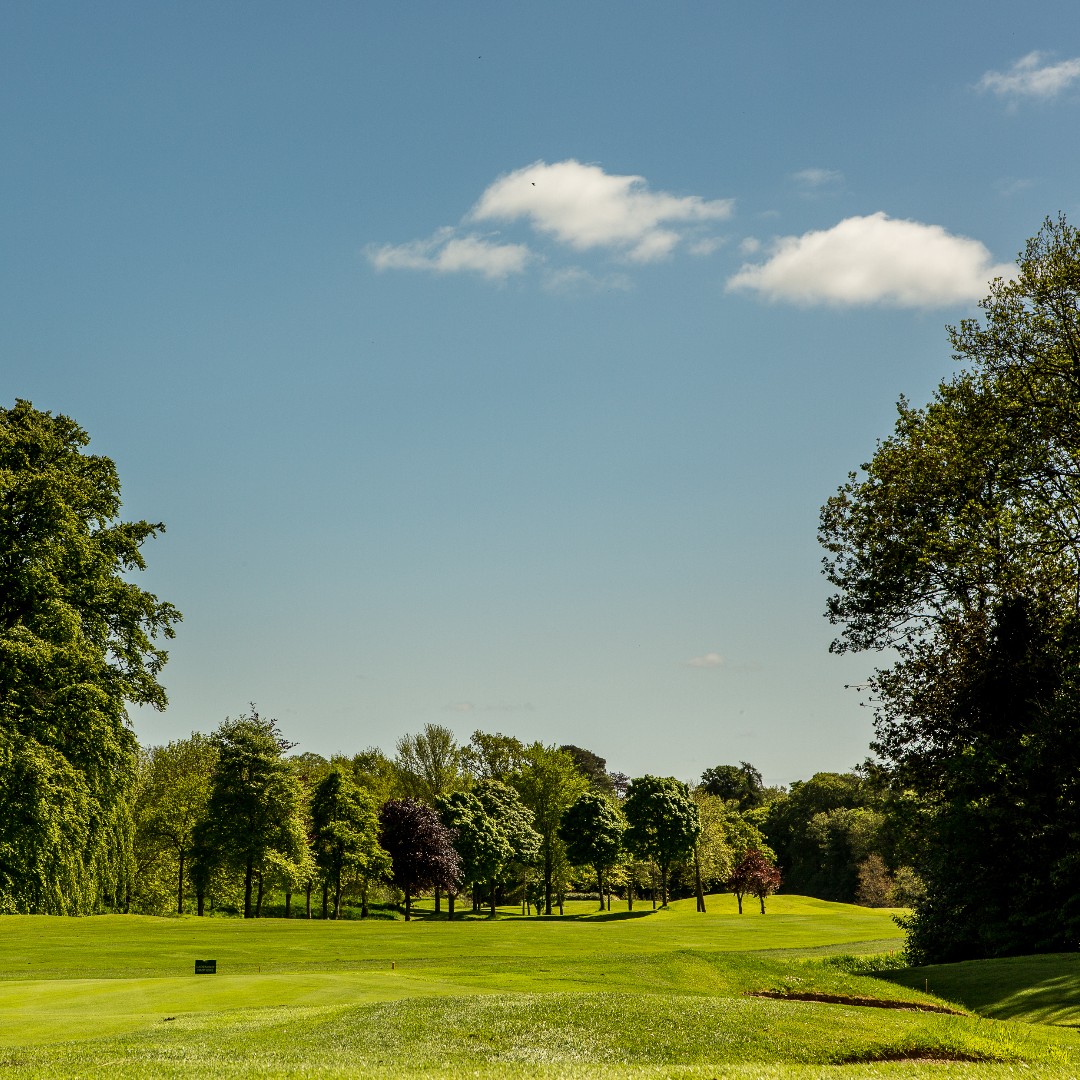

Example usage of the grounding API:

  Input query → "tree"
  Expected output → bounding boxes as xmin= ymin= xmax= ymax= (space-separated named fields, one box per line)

xmin=699 ymin=763 xmax=765 ymax=811
xmin=436 ymin=790 xmax=511 ymax=917
xmin=622 ymin=775 xmax=700 ymax=906
xmin=133 ymin=733 xmax=216 ymax=914
xmin=685 ymin=789 xmax=754 ymax=913
xmin=820 ymin=217 xmax=1080 ymax=961
xmin=462 ymin=731 xmax=526 ymax=782
xmin=310 ymin=769 xmax=387 ymax=919
xmin=560 ymin=745 xmax=616 ymax=796
xmin=512 ymin=744 xmax=587 ymax=915
xmin=559 ymin=791 xmax=625 ymax=910
xmin=729 ymin=849 xmax=782 ymax=914
xmin=195 ymin=708 xmax=306 ymax=918
xmin=0 ymin=401 xmax=181 ymax=914
xmin=378 ymin=798 xmax=461 ymax=921
xmin=394 ymin=724 xmax=467 ymax=803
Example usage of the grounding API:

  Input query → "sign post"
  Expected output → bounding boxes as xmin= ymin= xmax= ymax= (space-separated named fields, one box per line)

xmin=194 ymin=959 xmax=217 ymax=974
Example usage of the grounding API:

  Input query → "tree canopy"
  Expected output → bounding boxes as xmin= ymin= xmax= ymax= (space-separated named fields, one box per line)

xmin=0 ymin=401 xmax=180 ymax=914
xmin=820 ymin=216 xmax=1080 ymax=961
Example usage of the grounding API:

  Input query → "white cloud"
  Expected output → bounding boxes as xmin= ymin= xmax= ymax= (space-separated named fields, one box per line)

xmin=739 ymin=236 xmax=761 ymax=255
xmin=686 ymin=652 xmax=725 ymax=668
xmin=978 ymin=51 xmax=1080 ymax=100
xmin=726 ymin=212 xmax=1014 ymax=308
xmin=792 ymin=167 xmax=843 ymax=193
xmin=469 ymin=160 xmax=734 ymax=262
xmin=368 ymin=228 xmax=531 ymax=280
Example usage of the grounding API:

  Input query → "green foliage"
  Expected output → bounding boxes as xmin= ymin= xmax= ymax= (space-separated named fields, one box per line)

xmin=132 ymin=733 xmax=216 ymax=915
xmin=195 ymin=707 xmax=307 ymax=918
xmin=394 ymin=723 xmax=467 ymax=802
xmin=622 ymin=775 xmax=699 ymax=905
xmin=462 ymin=731 xmax=526 ymax=781
xmin=512 ymin=743 xmax=587 ymax=915
xmin=310 ymin=768 xmax=388 ymax=918
xmin=559 ymin=790 xmax=625 ymax=908
xmin=559 ymin=744 xmax=617 ymax=796
xmin=0 ymin=401 xmax=180 ymax=914
xmin=699 ymin=761 xmax=765 ymax=810
xmin=820 ymin=216 xmax=1080 ymax=962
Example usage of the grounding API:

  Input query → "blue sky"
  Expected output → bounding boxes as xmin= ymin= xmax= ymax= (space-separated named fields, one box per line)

xmin=4 ymin=2 xmax=1079 ymax=784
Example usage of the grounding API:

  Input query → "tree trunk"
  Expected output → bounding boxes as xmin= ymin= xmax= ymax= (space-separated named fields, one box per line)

xmin=404 ymin=886 xmax=412 ymax=921
xmin=759 ymin=893 xmax=766 ymax=914
xmin=473 ymin=886 xmax=480 ymax=913
xmin=736 ymin=891 xmax=744 ymax=915
xmin=361 ymin=882 xmax=369 ymax=919
xmin=285 ymin=889 xmax=292 ymax=918
xmin=597 ymin=868 xmax=605 ymax=911
xmin=306 ymin=883 xmax=312 ymax=919
xmin=321 ymin=882 xmax=329 ymax=920
xmin=255 ymin=871 xmax=264 ymax=918
xmin=694 ymin=845 xmax=706 ymax=913
xmin=447 ymin=890 xmax=456 ymax=920
xmin=197 ymin=891 xmax=205 ymax=917
xmin=627 ymin=878 xmax=634 ymax=911
xmin=660 ymin=859 xmax=669 ymax=906
xmin=434 ymin=885 xmax=441 ymax=914
xmin=177 ymin=848 xmax=186 ymax=915
xmin=489 ymin=879 xmax=497 ymax=918
xmin=544 ymin=848 xmax=553 ymax=915
xmin=333 ymin=869 xmax=342 ymax=920
xmin=244 ymin=859 xmax=254 ymax=919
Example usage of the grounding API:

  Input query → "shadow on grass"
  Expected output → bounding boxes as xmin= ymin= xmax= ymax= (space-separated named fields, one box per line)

xmin=881 ymin=953 xmax=1080 ymax=1025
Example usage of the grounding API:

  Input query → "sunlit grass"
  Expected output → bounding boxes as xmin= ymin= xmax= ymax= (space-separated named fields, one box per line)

xmin=1 ymin=894 xmax=1078 ymax=1077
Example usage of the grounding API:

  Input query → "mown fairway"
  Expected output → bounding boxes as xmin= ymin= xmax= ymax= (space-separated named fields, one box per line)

xmin=2 ymin=895 xmax=1079 ymax=1078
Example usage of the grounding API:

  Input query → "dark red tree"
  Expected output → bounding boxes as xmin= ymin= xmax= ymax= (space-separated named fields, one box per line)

xmin=378 ymin=798 xmax=462 ymax=921
xmin=729 ymin=849 xmax=782 ymax=914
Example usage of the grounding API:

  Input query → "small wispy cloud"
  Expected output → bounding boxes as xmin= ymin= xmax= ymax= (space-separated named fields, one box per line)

xmin=443 ymin=701 xmax=535 ymax=713
xmin=686 ymin=652 xmax=726 ymax=668
xmin=727 ymin=212 xmax=1013 ymax=308
xmin=792 ymin=168 xmax=843 ymax=195
xmin=978 ymin=51 xmax=1080 ymax=101
xmin=367 ymin=228 xmax=531 ymax=281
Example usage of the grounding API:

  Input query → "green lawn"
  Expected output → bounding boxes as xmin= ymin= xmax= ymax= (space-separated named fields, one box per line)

xmin=2 ymin=894 xmax=1078 ymax=1077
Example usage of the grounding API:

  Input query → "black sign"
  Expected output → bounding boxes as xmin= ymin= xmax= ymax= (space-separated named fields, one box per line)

xmin=194 ymin=959 xmax=216 ymax=974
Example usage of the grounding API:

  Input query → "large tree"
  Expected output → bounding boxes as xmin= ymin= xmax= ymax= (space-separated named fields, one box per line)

xmin=622 ymin=775 xmax=700 ymax=906
xmin=0 ymin=401 xmax=181 ymax=914
xmin=512 ymin=743 xmax=587 ymax=915
xmin=378 ymin=797 xmax=461 ymax=921
xmin=310 ymin=768 xmax=387 ymax=919
xmin=820 ymin=216 xmax=1080 ymax=960
xmin=195 ymin=708 xmax=307 ymax=918
xmin=559 ymin=791 xmax=625 ymax=910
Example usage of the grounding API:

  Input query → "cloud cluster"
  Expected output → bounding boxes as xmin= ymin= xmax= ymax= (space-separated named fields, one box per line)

xmin=368 ymin=160 xmax=732 ymax=280
xmin=727 ymin=213 xmax=1013 ymax=308
xmin=978 ymin=51 xmax=1080 ymax=100
xmin=470 ymin=160 xmax=733 ymax=262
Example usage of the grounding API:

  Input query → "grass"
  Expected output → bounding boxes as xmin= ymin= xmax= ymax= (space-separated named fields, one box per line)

xmin=1 ymin=893 xmax=1078 ymax=1077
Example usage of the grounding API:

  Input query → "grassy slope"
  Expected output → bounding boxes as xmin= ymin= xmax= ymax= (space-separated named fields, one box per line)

xmin=1 ymin=895 xmax=1078 ymax=1078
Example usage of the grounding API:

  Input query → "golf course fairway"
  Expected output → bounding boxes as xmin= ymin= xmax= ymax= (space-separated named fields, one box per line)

xmin=2 ymin=894 xmax=1079 ymax=1078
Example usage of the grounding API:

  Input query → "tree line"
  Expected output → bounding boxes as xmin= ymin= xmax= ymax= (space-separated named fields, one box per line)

xmin=130 ymin=713 xmax=785 ymax=920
